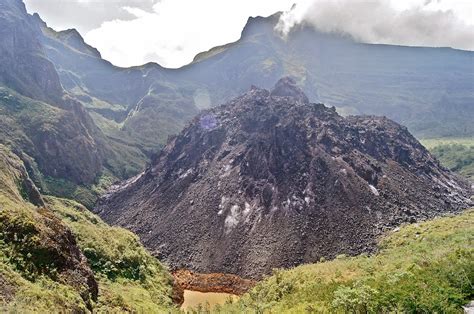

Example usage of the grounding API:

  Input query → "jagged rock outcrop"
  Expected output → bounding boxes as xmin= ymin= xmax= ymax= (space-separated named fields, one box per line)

xmin=96 ymin=78 xmax=472 ymax=279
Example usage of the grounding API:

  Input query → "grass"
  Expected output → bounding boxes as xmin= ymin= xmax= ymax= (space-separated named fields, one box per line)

xmin=0 ymin=145 xmax=92 ymax=312
xmin=45 ymin=196 xmax=176 ymax=312
xmin=0 ymin=144 xmax=178 ymax=312
xmin=421 ymin=137 xmax=474 ymax=181
xmin=218 ymin=209 xmax=474 ymax=313
xmin=1 ymin=274 xmax=88 ymax=313
xmin=41 ymin=169 xmax=119 ymax=209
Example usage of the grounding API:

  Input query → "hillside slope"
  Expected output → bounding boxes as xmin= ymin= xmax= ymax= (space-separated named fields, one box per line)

xmin=0 ymin=145 xmax=98 ymax=311
xmin=0 ymin=144 xmax=177 ymax=312
xmin=422 ymin=138 xmax=474 ymax=183
xmin=0 ymin=0 xmax=153 ymax=206
xmin=0 ymin=0 xmax=63 ymax=104
xmin=219 ymin=208 xmax=474 ymax=313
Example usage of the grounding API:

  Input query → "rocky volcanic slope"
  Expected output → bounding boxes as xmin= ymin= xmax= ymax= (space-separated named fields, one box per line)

xmin=96 ymin=78 xmax=472 ymax=279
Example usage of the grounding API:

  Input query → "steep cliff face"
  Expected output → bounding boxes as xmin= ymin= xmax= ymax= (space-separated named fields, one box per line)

xmin=96 ymin=78 xmax=472 ymax=279
xmin=0 ymin=0 xmax=63 ymax=104
xmin=0 ymin=0 xmax=107 ymax=186
xmin=0 ymin=88 xmax=103 ymax=185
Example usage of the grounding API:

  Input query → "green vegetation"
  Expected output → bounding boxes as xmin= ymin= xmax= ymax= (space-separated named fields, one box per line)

xmin=0 ymin=144 xmax=177 ymax=312
xmin=218 ymin=210 xmax=474 ymax=313
xmin=0 ymin=195 xmax=91 ymax=313
xmin=45 ymin=196 xmax=176 ymax=312
xmin=42 ymin=169 xmax=118 ymax=209
xmin=89 ymin=111 xmax=148 ymax=179
xmin=0 ymin=86 xmax=147 ymax=208
xmin=0 ymin=145 xmax=92 ymax=312
xmin=422 ymin=138 xmax=474 ymax=181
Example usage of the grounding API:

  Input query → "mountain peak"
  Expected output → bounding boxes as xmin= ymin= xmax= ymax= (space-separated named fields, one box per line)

xmin=33 ymin=15 xmax=102 ymax=59
xmin=270 ymin=76 xmax=309 ymax=103
xmin=0 ymin=0 xmax=64 ymax=104
xmin=95 ymin=79 xmax=471 ymax=279
xmin=241 ymin=12 xmax=282 ymax=38
xmin=0 ymin=0 xmax=27 ymax=19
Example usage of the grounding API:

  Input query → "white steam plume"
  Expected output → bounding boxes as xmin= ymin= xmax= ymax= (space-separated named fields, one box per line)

xmin=276 ymin=0 xmax=474 ymax=51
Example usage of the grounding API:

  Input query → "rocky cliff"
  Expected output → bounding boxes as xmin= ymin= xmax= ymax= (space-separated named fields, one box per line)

xmin=0 ymin=0 xmax=63 ymax=104
xmin=0 ymin=0 xmax=107 ymax=186
xmin=96 ymin=78 xmax=472 ymax=279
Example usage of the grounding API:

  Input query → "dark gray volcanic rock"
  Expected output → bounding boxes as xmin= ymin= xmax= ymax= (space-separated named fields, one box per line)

xmin=96 ymin=78 xmax=472 ymax=279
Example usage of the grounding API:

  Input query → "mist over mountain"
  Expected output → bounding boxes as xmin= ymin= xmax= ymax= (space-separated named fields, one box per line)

xmin=2 ymin=0 xmax=470 ymax=204
xmin=276 ymin=0 xmax=474 ymax=51
xmin=33 ymin=11 xmax=474 ymax=158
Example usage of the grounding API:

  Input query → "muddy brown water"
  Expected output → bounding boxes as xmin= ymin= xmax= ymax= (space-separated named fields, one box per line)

xmin=181 ymin=290 xmax=238 ymax=311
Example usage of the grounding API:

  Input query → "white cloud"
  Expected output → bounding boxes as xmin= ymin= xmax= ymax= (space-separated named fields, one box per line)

xmin=276 ymin=0 xmax=474 ymax=51
xmin=84 ymin=0 xmax=292 ymax=68
xmin=24 ymin=0 xmax=157 ymax=33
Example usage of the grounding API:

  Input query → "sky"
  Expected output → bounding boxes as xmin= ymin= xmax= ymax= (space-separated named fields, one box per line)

xmin=24 ymin=0 xmax=473 ymax=68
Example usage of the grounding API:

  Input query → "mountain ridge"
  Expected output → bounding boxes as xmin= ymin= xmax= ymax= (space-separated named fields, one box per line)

xmin=33 ymin=5 xmax=474 ymax=156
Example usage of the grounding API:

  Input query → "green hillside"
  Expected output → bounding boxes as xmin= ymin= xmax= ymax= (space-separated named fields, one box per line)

xmin=0 ymin=86 xmax=149 ymax=208
xmin=422 ymin=138 xmax=474 ymax=182
xmin=46 ymin=196 xmax=176 ymax=312
xmin=0 ymin=144 xmax=177 ymax=312
xmin=217 ymin=209 xmax=474 ymax=313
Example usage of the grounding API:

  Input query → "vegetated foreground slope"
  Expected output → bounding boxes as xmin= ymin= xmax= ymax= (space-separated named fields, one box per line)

xmin=218 ymin=209 xmax=474 ymax=313
xmin=0 ymin=145 xmax=97 ymax=311
xmin=96 ymin=78 xmax=473 ymax=279
xmin=0 ymin=144 xmax=177 ymax=312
